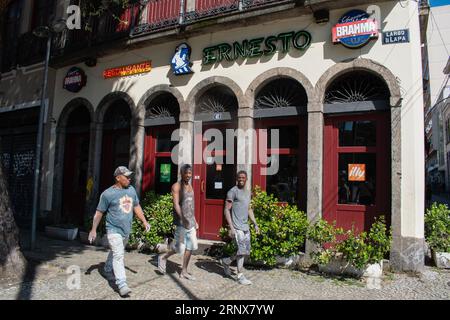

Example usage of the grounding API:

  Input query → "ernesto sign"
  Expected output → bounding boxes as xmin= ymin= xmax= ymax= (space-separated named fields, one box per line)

xmin=202 ymin=30 xmax=312 ymax=64
xmin=103 ymin=61 xmax=152 ymax=79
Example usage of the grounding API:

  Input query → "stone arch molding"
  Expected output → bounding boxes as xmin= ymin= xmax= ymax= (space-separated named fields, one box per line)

xmin=245 ymin=67 xmax=316 ymax=108
xmin=95 ymin=91 xmax=138 ymax=124
xmin=137 ymin=85 xmax=186 ymax=121
xmin=57 ymin=97 xmax=94 ymax=129
xmin=185 ymin=76 xmax=246 ymax=116
xmin=316 ymin=58 xmax=402 ymax=107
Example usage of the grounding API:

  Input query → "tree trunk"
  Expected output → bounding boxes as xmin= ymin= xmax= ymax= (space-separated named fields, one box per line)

xmin=0 ymin=163 xmax=26 ymax=280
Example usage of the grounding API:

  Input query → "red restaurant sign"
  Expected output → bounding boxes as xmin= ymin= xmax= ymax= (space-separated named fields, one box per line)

xmin=103 ymin=61 xmax=152 ymax=79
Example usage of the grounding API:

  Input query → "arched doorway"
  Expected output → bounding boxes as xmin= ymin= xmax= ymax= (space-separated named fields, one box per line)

xmin=61 ymin=105 xmax=91 ymax=226
xmin=100 ymin=99 xmax=131 ymax=191
xmin=252 ymin=77 xmax=308 ymax=211
xmin=193 ymin=84 xmax=239 ymax=240
xmin=323 ymin=70 xmax=391 ymax=233
xmin=143 ymin=92 xmax=180 ymax=195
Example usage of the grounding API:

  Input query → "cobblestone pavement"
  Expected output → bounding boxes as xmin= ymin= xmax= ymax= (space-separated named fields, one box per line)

xmin=1 ymin=234 xmax=449 ymax=300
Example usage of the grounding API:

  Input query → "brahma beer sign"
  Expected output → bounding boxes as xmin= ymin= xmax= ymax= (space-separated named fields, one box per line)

xmin=63 ymin=67 xmax=87 ymax=93
xmin=332 ymin=9 xmax=378 ymax=49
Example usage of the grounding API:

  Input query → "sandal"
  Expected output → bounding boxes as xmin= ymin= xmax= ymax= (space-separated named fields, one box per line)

xmin=180 ymin=272 xmax=196 ymax=281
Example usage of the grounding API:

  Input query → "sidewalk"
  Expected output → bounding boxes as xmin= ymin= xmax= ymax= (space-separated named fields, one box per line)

xmin=0 ymin=232 xmax=449 ymax=300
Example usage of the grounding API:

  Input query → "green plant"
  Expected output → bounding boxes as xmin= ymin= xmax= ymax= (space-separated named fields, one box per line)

xmin=129 ymin=191 xmax=174 ymax=250
xmin=425 ymin=203 xmax=450 ymax=253
xmin=80 ymin=0 xmax=132 ymax=31
xmin=306 ymin=219 xmax=344 ymax=265
xmin=307 ymin=217 xmax=392 ymax=270
xmin=219 ymin=187 xmax=309 ymax=267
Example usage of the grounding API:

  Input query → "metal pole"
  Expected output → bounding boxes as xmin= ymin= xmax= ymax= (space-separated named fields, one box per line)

xmin=179 ymin=0 xmax=186 ymax=25
xmin=31 ymin=34 xmax=52 ymax=250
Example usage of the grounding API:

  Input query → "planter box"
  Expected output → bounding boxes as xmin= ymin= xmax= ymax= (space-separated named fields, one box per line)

xmin=45 ymin=226 xmax=78 ymax=241
xmin=319 ymin=257 xmax=383 ymax=279
xmin=432 ymin=251 xmax=450 ymax=269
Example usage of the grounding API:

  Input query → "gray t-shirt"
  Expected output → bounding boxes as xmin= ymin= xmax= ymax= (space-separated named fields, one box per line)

xmin=226 ymin=186 xmax=251 ymax=231
xmin=97 ymin=186 xmax=140 ymax=238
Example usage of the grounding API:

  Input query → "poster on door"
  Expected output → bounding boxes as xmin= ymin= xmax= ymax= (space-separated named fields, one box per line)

xmin=348 ymin=164 xmax=366 ymax=182
xmin=160 ymin=164 xmax=171 ymax=183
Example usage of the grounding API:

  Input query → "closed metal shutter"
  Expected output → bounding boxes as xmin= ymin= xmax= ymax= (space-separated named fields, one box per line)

xmin=0 ymin=108 xmax=38 ymax=227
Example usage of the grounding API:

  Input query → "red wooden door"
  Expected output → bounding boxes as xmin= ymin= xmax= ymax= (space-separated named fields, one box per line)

xmin=143 ymin=126 xmax=178 ymax=195
xmin=252 ymin=117 xmax=307 ymax=211
xmin=62 ymin=132 xmax=90 ymax=226
xmin=193 ymin=124 xmax=236 ymax=240
xmin=323 ymin=112 xmax=390 ymax=233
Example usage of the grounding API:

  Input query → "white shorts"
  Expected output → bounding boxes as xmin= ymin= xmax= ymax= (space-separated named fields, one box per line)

xmin=173 ymin=225 xmax=198 ymax=253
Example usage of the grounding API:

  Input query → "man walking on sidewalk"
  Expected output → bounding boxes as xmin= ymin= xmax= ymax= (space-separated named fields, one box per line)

xmin=89 ymin=166 xmax=150 ymax=297
xmin=158 ymin=164 xmax=199 ymax=280
xmin=221 ymin=171 xmax=259 ymax=285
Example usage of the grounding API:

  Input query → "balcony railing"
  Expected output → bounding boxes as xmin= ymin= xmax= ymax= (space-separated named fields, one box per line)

xmin=1 ymin=31 xmax=47 ymax=72
xmin=66 ymin=0 xmax=296 ymax=46
xmin=2 ymin=0 xmax=298 ymax=69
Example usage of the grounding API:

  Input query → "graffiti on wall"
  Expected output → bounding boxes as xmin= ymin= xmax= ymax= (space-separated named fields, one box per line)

xmin=12 ymin=150 xmax=35 ymax=177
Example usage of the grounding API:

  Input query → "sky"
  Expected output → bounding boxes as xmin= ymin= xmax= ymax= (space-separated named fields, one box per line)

xmin=430 ymin=0 xmax=450 ymax=7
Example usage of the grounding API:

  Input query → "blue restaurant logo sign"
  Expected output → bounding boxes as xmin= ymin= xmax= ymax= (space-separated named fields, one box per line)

xmin=63 ymin=67 xmax=87 ymax=93
xmin=171 ymin=43 xmax=193 ymax=75
xmin=332 ymin=9 xmax=379 ymax=49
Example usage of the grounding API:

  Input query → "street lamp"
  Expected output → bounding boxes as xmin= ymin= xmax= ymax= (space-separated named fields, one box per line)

xmin=30 ymin=19 xmax=67 ymax=250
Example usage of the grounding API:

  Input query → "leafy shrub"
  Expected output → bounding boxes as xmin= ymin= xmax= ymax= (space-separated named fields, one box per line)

xmin=306 ymin=219 xmax=344 ymax=265
xmin=220 ymin=187 xmax=309 ymax=267
xmin=129 ymin=191 xmax=174 ymax=250
xmin=307 ymin=217 xmax=391 ymax=270
xmin=425 ymin=203 xmax=450 ymax=253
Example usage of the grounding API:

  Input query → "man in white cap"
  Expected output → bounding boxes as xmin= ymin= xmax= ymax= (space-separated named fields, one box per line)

xmin=89 ymin=166 xmax=150 ymax=297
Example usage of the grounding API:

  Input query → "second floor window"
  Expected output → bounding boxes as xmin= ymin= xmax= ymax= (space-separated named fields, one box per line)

xmin=31 ymin=0 xmax=56 ymax=29
xmin=3 ymin=0 xmax=22 ymax=45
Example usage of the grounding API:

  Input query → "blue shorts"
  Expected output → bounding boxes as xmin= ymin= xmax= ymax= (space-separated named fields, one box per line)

xmin=173 ymin=225 xmax=198 ymax=253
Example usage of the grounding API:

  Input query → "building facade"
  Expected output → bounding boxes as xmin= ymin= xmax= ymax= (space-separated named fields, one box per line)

xmin=1 ymin=0 xmax=426 ymax=271
xmin=423 ymin=0 xmax=450 ymax=192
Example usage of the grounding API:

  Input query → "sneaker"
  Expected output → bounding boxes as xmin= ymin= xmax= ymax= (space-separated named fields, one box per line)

xmin=119 ymin=285 xmax=132 ymax=297
xmin=220 ymin=258 xmax=232 ymax=277
xmin=157 ymin=254 xmax=166 ymax=274
xmin=237 ymin=274 xmax=252 ymax=285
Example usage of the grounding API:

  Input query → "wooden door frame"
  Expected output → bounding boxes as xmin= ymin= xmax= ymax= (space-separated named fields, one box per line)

xmin=193 ymin=121 xmax=237 ymax=240
xmin=252 ymin=116 xmax=307 ymax=211
xmin=143 ymin=125 xmax=178 ymax=194
xmin=323 ymin=112 xmax=391 ymax=231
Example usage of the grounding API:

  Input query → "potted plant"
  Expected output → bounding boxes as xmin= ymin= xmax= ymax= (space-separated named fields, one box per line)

xmin=128 ymin=192 xmax=174 ymax=252
xmin=45 ymin=224 xmax=79 ymax=241
xmin=425 ymin=203 xmax=450 ymax=269
xmin=217 ymin=188 xmax=309 ymax=268
xmin=307 ymin=217 xmax=391 ymax=278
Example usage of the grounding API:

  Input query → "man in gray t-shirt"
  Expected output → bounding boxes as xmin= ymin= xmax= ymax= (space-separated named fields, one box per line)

xmin=89 ymin=166 xmax=150 ymax=297
xmin=221 ymin=171 xmax=259 ymax=285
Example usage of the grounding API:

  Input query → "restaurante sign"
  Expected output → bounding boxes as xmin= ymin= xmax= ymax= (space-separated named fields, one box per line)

xmin=103 ymin=61 xmax=152 ymax=79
